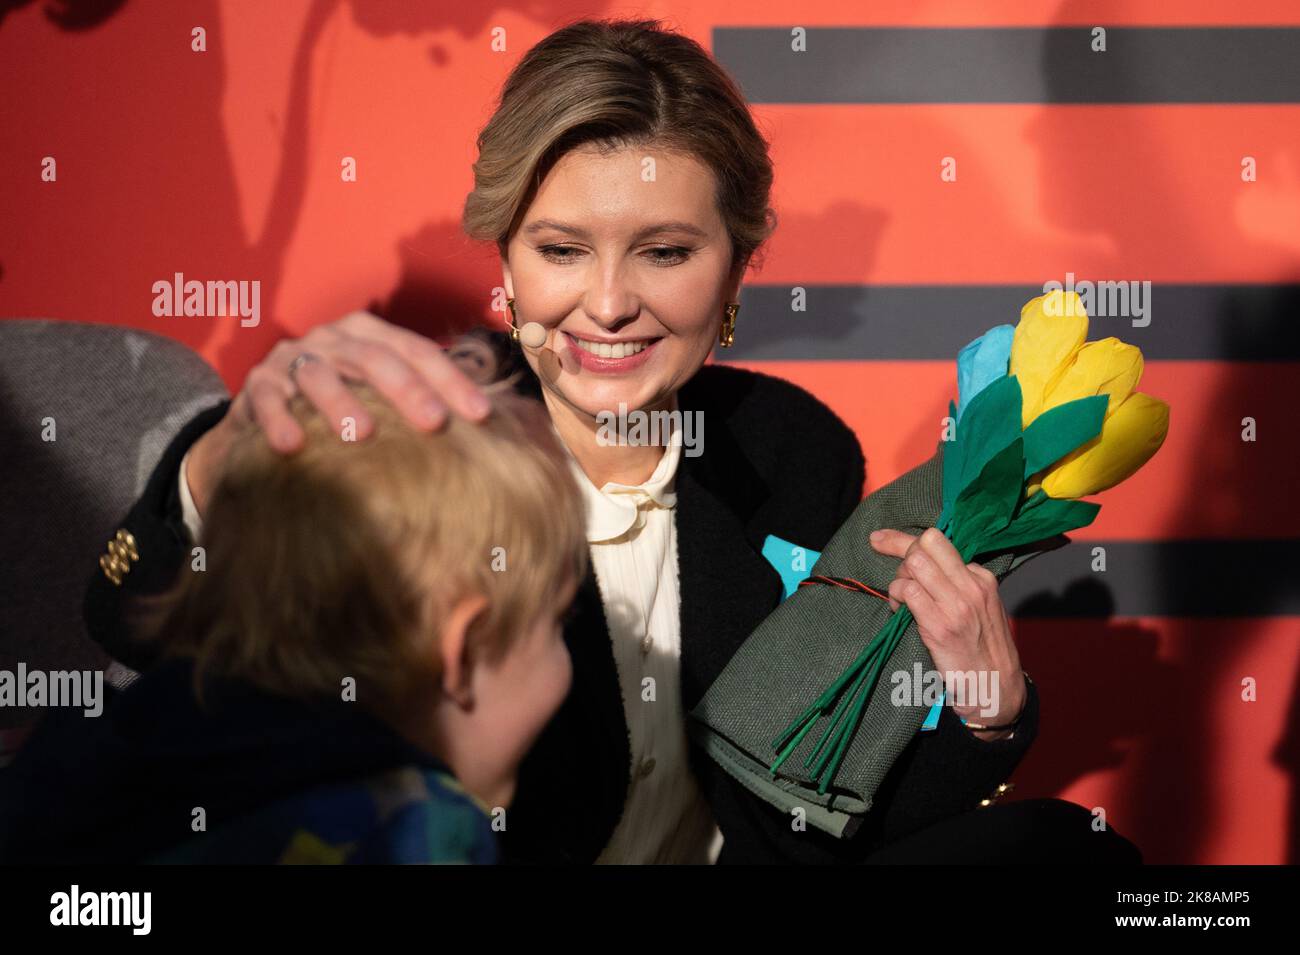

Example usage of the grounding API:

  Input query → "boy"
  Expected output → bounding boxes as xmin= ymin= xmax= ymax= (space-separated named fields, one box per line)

xmin=0 ymin=381 xmax=587 ymax=863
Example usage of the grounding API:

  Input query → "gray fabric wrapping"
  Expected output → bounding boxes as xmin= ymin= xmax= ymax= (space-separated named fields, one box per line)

xmin=688 ymin=437 xmax=1063 ymax=838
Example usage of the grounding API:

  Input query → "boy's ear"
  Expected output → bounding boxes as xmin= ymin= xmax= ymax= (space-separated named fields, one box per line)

xmin=440 ymin=592 xmax=490 ymax=707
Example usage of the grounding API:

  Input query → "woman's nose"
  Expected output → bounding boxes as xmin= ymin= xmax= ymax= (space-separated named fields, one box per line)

xmin=582 ymin=268 xmax=641 ymax=329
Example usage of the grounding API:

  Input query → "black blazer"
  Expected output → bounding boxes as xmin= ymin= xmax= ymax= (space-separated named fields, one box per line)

xmin=83 ymin=351 xmax=1039 ymax=865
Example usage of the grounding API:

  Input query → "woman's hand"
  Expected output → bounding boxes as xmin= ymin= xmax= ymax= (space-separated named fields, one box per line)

xmin=187 ymin=311 xmax=491 ymax=516
xmin=869 ymin=527 xmax=1027 ymax=742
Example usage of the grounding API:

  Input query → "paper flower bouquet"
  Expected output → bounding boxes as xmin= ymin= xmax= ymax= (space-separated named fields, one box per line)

xmin=688 ymin=290 xmax=1169 ymax=837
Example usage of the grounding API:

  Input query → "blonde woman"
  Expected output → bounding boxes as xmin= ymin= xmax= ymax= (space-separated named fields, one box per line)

xmin=86 ymin=18 xmax=1138 ymax=864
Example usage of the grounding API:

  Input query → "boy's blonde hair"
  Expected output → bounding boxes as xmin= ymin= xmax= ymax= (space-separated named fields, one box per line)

xmin=138 ymin=381 xmax=588 ymax=715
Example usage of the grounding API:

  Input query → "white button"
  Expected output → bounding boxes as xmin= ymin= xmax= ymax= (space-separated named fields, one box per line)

xmin=637 ymin=756 xmax=656 ymax=779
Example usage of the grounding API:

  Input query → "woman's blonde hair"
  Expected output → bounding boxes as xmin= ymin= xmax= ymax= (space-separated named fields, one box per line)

xmin=135 ymin=383 xmax=588 ymax=717
xmin=462 ymin=17 xmax=777 ymax=273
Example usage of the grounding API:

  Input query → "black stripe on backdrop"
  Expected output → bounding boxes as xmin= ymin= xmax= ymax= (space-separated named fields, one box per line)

xmin=719 ymin=284 xmax=1300 ymax=361
xmin=713 ymin=28 xmax=1300 ymax=104
xmin=1000 ymin=539 xmax=1300 ymax=617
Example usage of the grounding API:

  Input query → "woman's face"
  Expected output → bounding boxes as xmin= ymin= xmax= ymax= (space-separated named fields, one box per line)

xmin=502 ymin=144 xmax=743 ymax=420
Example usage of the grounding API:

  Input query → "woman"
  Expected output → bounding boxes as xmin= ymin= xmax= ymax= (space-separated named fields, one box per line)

xmin=86 ymin=18 xmax=1138 ymax=864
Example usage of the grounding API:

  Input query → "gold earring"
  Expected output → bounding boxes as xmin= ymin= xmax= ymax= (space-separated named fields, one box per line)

xmin=506 ymin=297 xmax=520 ymax=343
xmin=719 ymin=302 xmax=739 ymax=348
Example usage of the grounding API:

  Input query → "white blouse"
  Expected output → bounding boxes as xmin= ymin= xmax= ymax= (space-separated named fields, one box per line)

xmin=552 ymin=417 xmax=723 ymax=865
xmin=177 ymin=417 xmax=723 ymax=865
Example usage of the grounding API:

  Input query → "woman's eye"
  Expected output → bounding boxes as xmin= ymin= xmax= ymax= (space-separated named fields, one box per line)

xmin=644 ymin=246 xmax=690 ymax=266
xmin=538 ymin=245 xmax=581 ymax=263
xmin=537 ymin=245 xmax=690 ymax=266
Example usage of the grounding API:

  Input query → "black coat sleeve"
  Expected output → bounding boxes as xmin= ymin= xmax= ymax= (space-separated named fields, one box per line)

xmin=866 ymin=671 xmax=1040 ymax=847
xmin=82 ymin=400 xmax=232 ymax=670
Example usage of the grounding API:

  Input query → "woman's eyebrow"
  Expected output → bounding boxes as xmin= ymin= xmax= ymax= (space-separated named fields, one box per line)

xmin=522 ymin=218 xmax=708 ymax=240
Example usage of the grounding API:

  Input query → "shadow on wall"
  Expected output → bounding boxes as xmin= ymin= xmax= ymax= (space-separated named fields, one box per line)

xmin=0 ymin=0 xmax=127 ymax=31
xmin=0 ymin=0 xmax=614 ymax=380
xmin=1009 ymin=0 xmax=1300 ymax=864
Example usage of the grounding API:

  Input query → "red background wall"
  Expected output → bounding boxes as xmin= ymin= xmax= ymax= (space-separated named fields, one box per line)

xmin=2 ymin=0 xmax=1297 ymax=863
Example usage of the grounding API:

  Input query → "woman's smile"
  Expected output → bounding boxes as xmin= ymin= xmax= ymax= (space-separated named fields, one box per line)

xmin=562 ymin=330 xmax=664 ymax=373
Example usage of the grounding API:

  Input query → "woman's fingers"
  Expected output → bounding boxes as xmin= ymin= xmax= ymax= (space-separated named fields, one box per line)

xmin=868 ymin=528 xmax=917 ymax=559
xmin=883 ymin=528 xmax=976 ymax=651
xmin=240 ymin=313 xmax=496 ymax=459
xmin=915 ymin=527 xmax=974 ymax=590
xmin=244 ymin=364 xmax=304 ymax=452
xmin=871 ymin=529 xmax=917 ymax=611
xmin=879 ymin=530 xmax=1020 ymax=721
xmin=335 ymin=336 xmax=447 ymax=430
xmin=292 ymin=356 xmax=376 ymax=440
xmin=901 ymin=544 xmax=962 ymax=617
xmin=888 ymin=576 xmax=938 ymax=631
xmin=336 ymin=311 xmax=490 ymax=423
xmin=873 ymin=527 xmax=981 ymax=606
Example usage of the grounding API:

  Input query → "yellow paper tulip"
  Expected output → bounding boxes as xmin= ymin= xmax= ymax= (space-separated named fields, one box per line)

xmin=1039 ymin=337 xmax=1145 ymax=419
xmin=1041 ymin=391 xmax=1170 ymax=499
xmin=1010 ymin=290 xmax=1089 ymax=427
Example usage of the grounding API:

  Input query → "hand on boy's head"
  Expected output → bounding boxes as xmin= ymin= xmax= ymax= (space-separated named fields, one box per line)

xmin=187 ymin=312 xmax=496 ymax=515
xmin=235 ymin=311 xmax=492 ymax=455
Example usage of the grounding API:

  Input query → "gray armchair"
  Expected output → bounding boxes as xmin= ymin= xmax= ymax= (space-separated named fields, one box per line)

xmin=0 ymin=319 xmax=228 ymax=751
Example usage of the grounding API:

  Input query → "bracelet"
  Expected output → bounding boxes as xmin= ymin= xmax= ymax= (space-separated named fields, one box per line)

xmin=960 ymin=671 xmax=1032 ymax=732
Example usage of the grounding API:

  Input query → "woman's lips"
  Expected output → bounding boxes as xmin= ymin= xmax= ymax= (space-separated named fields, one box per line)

xmin=562 ymin=331 xmax=662 ymax=373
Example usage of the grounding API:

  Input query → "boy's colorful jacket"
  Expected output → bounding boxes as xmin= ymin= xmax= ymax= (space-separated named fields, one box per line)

xmin=0 ymin=658 xmax=497 ymax=864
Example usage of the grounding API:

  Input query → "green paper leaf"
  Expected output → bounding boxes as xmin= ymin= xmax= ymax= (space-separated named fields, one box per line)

xmin=1011 ymin=487 xmax=1049 ymax=522
xmin=939 ymin=398 xmax=962 ymax=528
xmin=1021 ymin=394 xmax=1108 ymax=480
xmin=950 ymin=435 xmax=1025 ymax=556
xmin=1022 ymin=487 xmax=1049 ymax=509
xmin=941 ymin=376 xmax=1022 ymax=532
xmin=955 ymin=376 xmax=1024 ymax=493
xmin=970 ymin=496 xmax=1101 ymax=558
